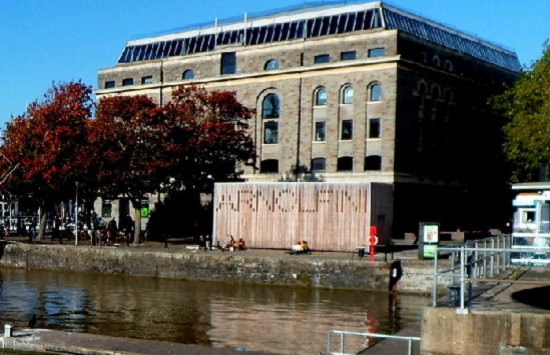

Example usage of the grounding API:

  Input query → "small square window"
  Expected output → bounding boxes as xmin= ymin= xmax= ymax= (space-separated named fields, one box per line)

xmin=314 ymin=54 xmax=330 ymax=64
xmin=368 ymin=48 xmax=385 ymax=58
xmin=104 ymin=81 xmax=116 ymax=89
xmin=315 ymin=122 xmax=326 ymax=141
xmin=122 ymin=78 xmax=134 ymax=86
xmin=369 ymin=118 xmax=381 ymax=138
xmin=141 ymin=76 xmax=153 ymax=84
xmin=341 ymin=120 xmax=353 ymax=140
xmin=341 ymin=51 xmax=356 ymax=61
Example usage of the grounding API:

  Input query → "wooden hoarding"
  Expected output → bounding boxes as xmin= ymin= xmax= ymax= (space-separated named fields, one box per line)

xmin=213 ymin=182 xmax=392 ymax=252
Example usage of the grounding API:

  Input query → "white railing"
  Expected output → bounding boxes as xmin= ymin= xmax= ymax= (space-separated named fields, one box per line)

xmin=326 ymin=330 xmax=421 ymax=355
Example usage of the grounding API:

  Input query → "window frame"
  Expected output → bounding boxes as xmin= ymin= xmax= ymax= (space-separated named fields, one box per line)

xmin=337 ymin=156 xmax=353 ymax=172
xmin=311 ymin=157 xmax=327 ymax=172
xmin=368 ymin=47 xmax=385 ymax=57
xmin=221 ymin=52 xmax=237 ymax=75
xmin=182 ymin=70 xmax=195 ymax=79
xmin=314 ymin=54 xmax=330 ymax=64
xmin=340 ymin=51 xmax=357 ymax=61
xmin=102 ymin=199 xmax=112 ymax=217
xmin=141 ymin=76 xmax=153 ymax=84
xmin=342 ymin=85 xmax=354 ymax=104
xmin=314 ymin=121 xmax=326 ymax=142
xmin=260 ymin=159 xmax=279 ymax=173
xmin=370 ymin=83 xmax=382 ymax=101
xmin=104 ymin=81 xmax=116 ymax=89
xmin=315 ymin=88 xmax=327 ymax=106
xmin=264 ymin=59 xmax=279 ymax=70
xmin=122 ymin=78 xmax=134 ymax=86
xmin=368 ymin=118 xmax=381 ymax=139
xmin=341 ymin=119 xmax=353 ymax=140
xmin=364 ymin=155 xmax=382 ymax=171
xmin=263 ymin=120 xmax=279 ymax=144
xmin=262 ymin=93 xmax=280 ymax=119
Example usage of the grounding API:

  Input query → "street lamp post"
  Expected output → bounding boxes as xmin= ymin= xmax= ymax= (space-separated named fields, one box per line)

xmin=75 ymin=182 xmax=79 ymax=245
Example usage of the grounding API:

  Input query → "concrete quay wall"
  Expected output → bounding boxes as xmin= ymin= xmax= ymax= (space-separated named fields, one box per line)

xmin=0 ymin=243 xmax=406 ymax=291
xmin=422 ymin=307 xmax=550 ymax=355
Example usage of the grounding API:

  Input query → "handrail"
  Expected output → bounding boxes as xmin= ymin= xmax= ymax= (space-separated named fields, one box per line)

xmin=327 ymin=330 xmax=421 ymax=355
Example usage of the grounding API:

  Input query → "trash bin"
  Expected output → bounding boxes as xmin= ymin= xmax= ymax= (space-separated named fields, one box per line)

xmin=357 ymin=247 xmax=365 ymax=258
xmin=4 ymin=323 xmax=13 ymax=337
xmin=448 ymin=285 xmax=461 ymax=307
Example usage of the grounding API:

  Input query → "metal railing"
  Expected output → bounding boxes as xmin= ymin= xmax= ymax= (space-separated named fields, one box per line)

xmin=326 ymin=330 xmax=421 ymax=355
xmin=432 ymin=234 xmax=550 ymax=313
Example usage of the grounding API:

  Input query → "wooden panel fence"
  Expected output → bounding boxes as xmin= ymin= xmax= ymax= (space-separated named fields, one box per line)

xmin=213 ymin=182 xmax=393 ymax=252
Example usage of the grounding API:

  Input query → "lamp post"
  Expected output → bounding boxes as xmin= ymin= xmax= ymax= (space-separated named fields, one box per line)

xmin=75 ymin=182 xmax=79 ymax=245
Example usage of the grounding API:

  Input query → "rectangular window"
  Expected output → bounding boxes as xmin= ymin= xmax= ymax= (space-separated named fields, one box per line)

xmin=221 ymin=52 xmax=237 ymax=75
xmin=314 ymin=54 xmax=330 ymax=64
xmin=368 ymin=47 xmax=386 ymax=57
xmin=141 ymin=199 xmax=149 ymax=218
xmin=311 ymin=158 xmax=326 ymax=171
xmin=104 ymin=81 xmax=116 ymax=89
xmin=340 ymin=51 xmax=357 ymax=61
xmin=264 ymin=121 xmax=279 ymax=144
xmin=369 ymin=118 xmax=381 ymax=138
xmin=122 ymin=78 xmax=134 ymax=86
xmin=102 ymin=200 xmax=112 ymax=217
xmin=341 ymin=120 xmax=353 ymax=140
xmin=315 ymin=122 xmax=326 ymax=141
xmin=141 ymin=76 xmax=153 ymax=84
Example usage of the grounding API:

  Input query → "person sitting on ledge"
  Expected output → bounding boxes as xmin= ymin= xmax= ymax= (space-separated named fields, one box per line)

xmin=300 ymin=240 xmax=311 ymax=254
xmin=237 ymin=238 xmax=246 ymax=251
xmin=224 ymin=234 xmax=235 ymax=251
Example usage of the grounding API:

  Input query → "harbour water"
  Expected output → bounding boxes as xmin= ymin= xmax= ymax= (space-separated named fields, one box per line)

xmin=0 ymin=268 xmax=429 ymax=354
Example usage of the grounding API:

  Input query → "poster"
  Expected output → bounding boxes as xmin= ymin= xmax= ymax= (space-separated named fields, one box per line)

xmin=419 ymin=222 xmax=439 ymax=259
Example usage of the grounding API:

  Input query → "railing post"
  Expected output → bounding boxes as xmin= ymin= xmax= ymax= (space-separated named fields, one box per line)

xmin=340 ymin=332 xmax=344 ymax=354
xmin=483 ymin=239 xmax=487 ymax=279
xmin=474 ymin=241 xmax=479 ymax=281
xmin=409 ymin=339 xmax=413 ymax=355
xmin=460 ymin=245 xmax=465 ymax=311
xmin=490 ymin=238 xmax=495 ymax=277
xmin=432 ymin=247 xmax=439 ymax=307
xmin=496 ymin=237 xmax=501 ymax=271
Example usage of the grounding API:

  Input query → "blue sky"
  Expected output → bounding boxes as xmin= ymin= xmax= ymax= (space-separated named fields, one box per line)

xmin=1 ymin=0 xmax=549 ymax=125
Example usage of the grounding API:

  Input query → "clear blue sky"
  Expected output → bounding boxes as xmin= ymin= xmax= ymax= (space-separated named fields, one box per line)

xmin=1 ymin=0 xmax=548 ymax=125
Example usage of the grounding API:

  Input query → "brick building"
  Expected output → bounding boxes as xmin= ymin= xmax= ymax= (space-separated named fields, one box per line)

xmin=96 ymin=1 xmax=520 ymax=238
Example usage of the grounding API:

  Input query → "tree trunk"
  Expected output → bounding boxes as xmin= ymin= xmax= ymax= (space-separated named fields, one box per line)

xmin=37 ymin=209 xmax=48 ymax=241
xmin=131 ymin=199 xmax=141 ymax=245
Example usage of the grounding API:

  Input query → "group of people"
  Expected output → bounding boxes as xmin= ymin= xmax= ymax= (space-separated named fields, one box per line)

xmin=197 ymin=234 xmax=246 ymax=251
xmin=291 ymin=240 xmax=311 ymax=255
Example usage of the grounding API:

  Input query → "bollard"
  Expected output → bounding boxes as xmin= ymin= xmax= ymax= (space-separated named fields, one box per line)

xmin=4 ymin=323 xmax=13 ymax=337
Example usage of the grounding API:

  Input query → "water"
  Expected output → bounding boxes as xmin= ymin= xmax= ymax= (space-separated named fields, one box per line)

xmin=0 ymin=268 xmax=429 ymax=354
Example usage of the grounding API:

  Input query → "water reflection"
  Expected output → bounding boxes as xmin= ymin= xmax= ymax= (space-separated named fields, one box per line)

xmin=0 ymin=268 xmax=429 ymax=354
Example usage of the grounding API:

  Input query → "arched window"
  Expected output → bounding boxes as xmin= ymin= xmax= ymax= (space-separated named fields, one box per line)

xmin=370 ymin=84 xmax=382 ymax=101
xmin=342 ymin=85 xmax=354 ymax=104
xmin=262 ymin=93 xmax=280 ymax=118
xmin=432 ymin=56 xmax=441 ymax=68
xmin=260 ymin=159 xmax=279 ymax=173
xmin=265 ymin=59 xmax=279 ymax=70
xmin=364 ymin=155 xmax=382 ymax=171
xmin=337 ymin=156 xmax=353 ymax=171
xmin=444 ymin=60 xmax=453 ymax=72
xmin=182 ymin=70 xmax=195 ymax=79
xmin=311 ymin=158 xmax=326 ymax=172
xmin=315 ymin=88 xmax=327 ymax=106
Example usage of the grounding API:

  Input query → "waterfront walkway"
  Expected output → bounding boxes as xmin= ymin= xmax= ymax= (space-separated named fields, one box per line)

xmin=1 ymin=328 xmax=278 ymax=355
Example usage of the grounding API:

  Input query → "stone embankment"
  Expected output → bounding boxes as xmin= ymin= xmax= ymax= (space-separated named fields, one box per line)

xmin=0 ymin=242 xmax=448 ymax=293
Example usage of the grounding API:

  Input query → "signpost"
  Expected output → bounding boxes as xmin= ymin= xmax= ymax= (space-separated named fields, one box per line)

xmin=419 ymin=222 xmax=439 ymax=259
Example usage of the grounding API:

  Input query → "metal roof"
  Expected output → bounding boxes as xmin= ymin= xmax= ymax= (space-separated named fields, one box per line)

xmin=116 ymin=1 xmax=520 ymax=72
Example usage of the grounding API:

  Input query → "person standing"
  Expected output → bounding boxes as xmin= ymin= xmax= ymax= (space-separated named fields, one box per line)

xmin=107 ymin=217 xmax=117 ymax=243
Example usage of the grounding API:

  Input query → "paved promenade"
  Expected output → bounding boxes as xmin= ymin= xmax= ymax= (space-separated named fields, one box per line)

xmin=1 ymin=328 xmax=278 ymax=355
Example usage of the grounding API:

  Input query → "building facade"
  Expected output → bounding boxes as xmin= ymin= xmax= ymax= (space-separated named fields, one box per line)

xmin=96 ymin=1 xmax=520 ymax=238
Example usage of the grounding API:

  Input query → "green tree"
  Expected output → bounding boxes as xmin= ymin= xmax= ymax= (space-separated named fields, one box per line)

xmin=493 ymin=43 xmax=550 ymax=181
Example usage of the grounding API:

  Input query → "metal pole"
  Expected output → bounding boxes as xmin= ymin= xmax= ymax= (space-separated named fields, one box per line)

xmin=460 ymin=245 xmax=465 ymax=310
xmin=490 ymin=238 xmax=494 ymax=277
xmin=340 ymin=332 xmax=344 ymax=354
xmin=75 ymin=182 xmax=79 ymax=245
xmin=432 ymin=247 xmax=439 ymax=307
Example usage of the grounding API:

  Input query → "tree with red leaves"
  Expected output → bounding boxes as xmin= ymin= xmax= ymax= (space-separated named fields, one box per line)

xmin=90 ymin=95 xmax=170 ymax=244
xmin=164 ymin=85 xmax=255 ymax=193
xmin=0 ymin=81 xmax=94 ymax=240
